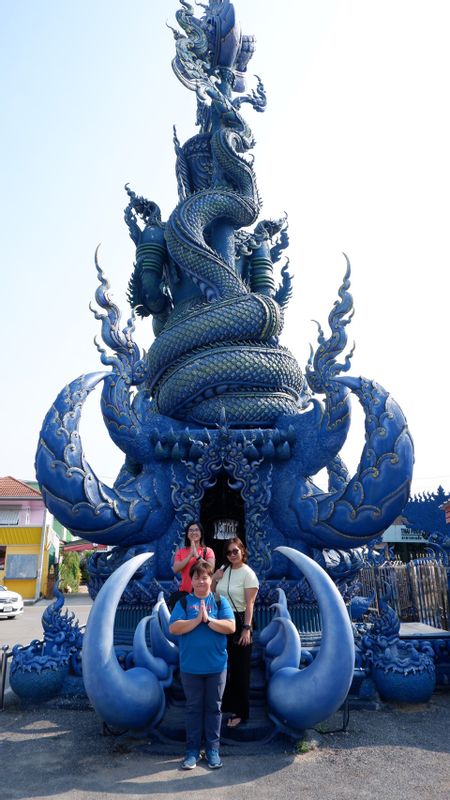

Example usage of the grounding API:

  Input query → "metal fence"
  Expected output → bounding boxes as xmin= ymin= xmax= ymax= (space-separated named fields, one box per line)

xmin=1 ymin=645 xmax=12 ymax=711
xmin=253 ymin=604 xmax=323 ymax=647
xmin=359 ymin=558 xmax=449 ymax=630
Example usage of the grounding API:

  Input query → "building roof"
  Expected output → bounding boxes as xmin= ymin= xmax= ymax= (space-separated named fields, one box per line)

xmin=63 ymin=539 xmax=108 ymax=552
xmin=0 ymin=476 xmax=42 ymax=499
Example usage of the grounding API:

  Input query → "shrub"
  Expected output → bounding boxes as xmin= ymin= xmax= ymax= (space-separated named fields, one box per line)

xmin=59 ymin=551 xmax=81 ymax=593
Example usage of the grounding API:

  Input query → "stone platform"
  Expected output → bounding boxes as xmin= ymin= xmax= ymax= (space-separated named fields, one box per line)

xmin=400 ymin=622 xmax=450 ymax=639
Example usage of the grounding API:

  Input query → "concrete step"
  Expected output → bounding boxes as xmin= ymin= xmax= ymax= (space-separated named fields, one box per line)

xmin=158 ymin=699 xmax=275 ymax=744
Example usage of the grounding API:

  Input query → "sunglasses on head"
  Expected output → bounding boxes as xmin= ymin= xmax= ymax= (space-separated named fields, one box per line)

xmin=227 ymin=548 xmax=240 ymax=556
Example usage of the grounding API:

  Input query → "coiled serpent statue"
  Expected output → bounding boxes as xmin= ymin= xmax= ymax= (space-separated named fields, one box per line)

xmin=36 ymin=0 xmax=414 ymax=587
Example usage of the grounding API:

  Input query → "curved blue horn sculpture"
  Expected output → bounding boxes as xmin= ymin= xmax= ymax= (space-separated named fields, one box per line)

xmin=82 ymin=552 xmax=166 ymax=731
xmin=267 ymin=546 xmax=355 ymax=731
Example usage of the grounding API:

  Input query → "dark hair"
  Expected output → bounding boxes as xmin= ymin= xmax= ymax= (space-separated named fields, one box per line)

xmin=223 ymin=537 xmax=247 ymax=563
xmin=189 ymin=559 xmax=213 ymax=580
xmin=184 ymin=520 xmax=205 ymax=547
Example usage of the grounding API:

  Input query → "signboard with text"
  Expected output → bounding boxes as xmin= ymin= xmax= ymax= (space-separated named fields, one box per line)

xmin=382 ymin=525 xmax=429 ymax=544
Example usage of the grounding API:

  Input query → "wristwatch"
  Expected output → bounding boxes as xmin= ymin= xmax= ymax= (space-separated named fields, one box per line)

xmin=196 ymin=554 xmax=201 ymax=561
xmin=242 ymin=624 xmax=252 ymax=630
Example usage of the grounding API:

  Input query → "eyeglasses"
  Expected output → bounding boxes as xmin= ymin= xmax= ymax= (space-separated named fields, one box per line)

xmin=227 ymin=548 xmax=240 ymax=556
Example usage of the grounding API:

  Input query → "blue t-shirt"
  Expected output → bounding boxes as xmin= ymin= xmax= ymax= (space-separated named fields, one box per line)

xmin=169 ymin=592 xmax=234 ymax=674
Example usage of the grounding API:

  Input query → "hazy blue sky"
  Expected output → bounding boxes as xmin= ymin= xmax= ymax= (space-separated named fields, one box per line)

xmin=1 ymin=0 xmax=449 ymax=496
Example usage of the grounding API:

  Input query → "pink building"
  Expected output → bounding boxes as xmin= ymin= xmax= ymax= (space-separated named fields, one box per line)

xmin=0 ymin=476 xmax=67 ymax=600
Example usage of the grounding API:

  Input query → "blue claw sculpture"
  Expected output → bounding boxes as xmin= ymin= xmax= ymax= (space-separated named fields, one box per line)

xmin=264 ymin=547 xmax=355 ymax=732
xmin=82 ymin=553 xmax=171 ymax=731
xmin=259 ymin=589 xmax=290 ymax=649
xmin=132 ymin=616 xmax=174 ymax=689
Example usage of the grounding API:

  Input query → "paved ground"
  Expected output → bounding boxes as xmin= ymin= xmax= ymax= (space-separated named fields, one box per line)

xmin=1 ymin=592 xmax=93 ymax=650
xmin=1 ymin=595 xmax=449 ymax=800
xmin=1 ymin=688 xmax=449 ymax=799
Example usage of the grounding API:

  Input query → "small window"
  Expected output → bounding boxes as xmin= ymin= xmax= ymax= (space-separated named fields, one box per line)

xmin=0 ymin=546 xmax=6 ymax=570
xmin=0 ymin=508 xmax=20 ymax=525
xmin=5 ymin=554 xmax=38 ymax=579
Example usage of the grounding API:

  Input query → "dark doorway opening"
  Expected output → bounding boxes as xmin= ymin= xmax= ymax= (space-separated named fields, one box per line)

xmin=391 ymin=543 xmax=428 ymax=562
xmin=200 ymin=470 xmax=246 ymax=567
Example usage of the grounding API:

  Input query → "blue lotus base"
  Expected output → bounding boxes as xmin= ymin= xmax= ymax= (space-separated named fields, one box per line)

xmin=10 ymin=665 xmax=69 ymax=703
xmin=372 ymin=667 xmax=436 ymax=704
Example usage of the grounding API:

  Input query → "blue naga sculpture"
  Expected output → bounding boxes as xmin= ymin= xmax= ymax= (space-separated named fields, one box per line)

xmin=10 ymin=583 xmax=84 ymax=703
xmin=358 ymin=593 xmax=436 ymax=704
xmin=35 ymin=1 xmax=413 ymax=597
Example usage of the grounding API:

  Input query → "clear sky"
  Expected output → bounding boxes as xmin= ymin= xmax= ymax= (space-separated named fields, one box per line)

xmin=1 ymin=0 xmax=449 ymax=497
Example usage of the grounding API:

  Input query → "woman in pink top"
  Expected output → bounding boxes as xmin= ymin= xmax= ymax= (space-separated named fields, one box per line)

xmin=173 ymin=521 xmax=215 ymax=592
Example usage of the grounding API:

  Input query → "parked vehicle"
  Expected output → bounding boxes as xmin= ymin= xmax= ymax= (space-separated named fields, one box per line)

xmin=0 ymin=585 xmax=24 ymax=619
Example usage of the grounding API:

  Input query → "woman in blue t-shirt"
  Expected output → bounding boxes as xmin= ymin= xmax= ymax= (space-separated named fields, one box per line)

xmin=169 ymin=560 xmax=235 ymax=770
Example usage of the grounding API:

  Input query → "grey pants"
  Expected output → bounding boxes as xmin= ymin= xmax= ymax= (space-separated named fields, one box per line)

xmin=180 ymin=670 xmax=227 ymax=753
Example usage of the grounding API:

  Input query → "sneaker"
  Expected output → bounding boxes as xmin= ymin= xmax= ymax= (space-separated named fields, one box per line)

xmin=181 ymin=752 xmax=199 ymax=770
xmin=206 ymin=749 xmax=223 ymax=769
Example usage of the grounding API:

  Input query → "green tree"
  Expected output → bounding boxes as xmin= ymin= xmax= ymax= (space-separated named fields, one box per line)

xmin=59 ymin=551 xmax=81 ymax=593
xmin=80 ymin=551 xmax=94 ymax=584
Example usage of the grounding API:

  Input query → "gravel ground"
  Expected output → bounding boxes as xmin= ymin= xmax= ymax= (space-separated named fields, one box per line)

xmin=1 ymin=690 xmax=449 ymax=800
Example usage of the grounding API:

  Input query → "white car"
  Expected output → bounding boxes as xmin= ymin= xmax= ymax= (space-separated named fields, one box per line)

xmin=0 ymin=585 xmax=24 ymax=619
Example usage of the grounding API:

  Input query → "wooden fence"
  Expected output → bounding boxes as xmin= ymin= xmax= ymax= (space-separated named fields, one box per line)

xmin=359 ymin=558 xmax=449 ymax=630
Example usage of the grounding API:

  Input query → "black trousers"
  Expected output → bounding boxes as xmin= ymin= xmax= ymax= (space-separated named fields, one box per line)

xmin=222 ymin=632 xmax=252 ymax=721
